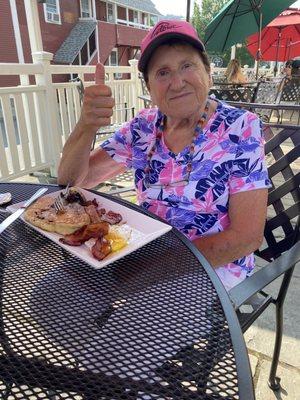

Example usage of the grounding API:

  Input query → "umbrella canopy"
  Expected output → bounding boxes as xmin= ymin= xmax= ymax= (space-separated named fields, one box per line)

xmin=247 ymin=9 xmax=300 ymax=62
xmin=204 ymin=0 xmax=295 ymax=53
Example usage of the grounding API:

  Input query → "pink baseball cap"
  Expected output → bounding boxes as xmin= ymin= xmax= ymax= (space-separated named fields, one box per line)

xmin=138 ymin=19 xmax=205 ymax=73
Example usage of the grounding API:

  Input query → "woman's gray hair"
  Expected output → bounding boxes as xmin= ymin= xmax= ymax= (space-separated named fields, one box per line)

xmin=142 ymin=39 xmax=211 ymax=83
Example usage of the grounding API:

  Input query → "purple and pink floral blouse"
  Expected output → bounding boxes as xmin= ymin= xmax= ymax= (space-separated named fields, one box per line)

xmin=101 ymin=100 xmax=271 ymax=290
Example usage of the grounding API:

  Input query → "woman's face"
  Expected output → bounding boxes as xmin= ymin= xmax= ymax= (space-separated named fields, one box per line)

xmin=146 ymin=44 xmax=211 ymax=119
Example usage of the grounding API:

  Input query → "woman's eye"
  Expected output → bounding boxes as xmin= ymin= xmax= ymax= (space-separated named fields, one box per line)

xmin=183 ymin=63 xmax=192 ymax=70
xmin=157 ymin=70 xmax=169 ymax=78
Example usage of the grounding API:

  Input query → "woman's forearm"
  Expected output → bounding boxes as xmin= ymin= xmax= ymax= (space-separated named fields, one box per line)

xmin=193 ymin=229 xmax=262 ymax=268
xmin=57 ymin=122 xmax=96 ymax=186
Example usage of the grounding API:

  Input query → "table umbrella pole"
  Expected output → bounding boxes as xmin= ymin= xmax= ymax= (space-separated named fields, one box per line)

xmin=274 ymin=29 xmax=282 ymax=76
xmin=255 ymin=12 xmax=263 ymax=79
xmin=186 ymin=0 xmax=191 ymax=22
xmin=286 ymin=38 xmax=291 ymax=62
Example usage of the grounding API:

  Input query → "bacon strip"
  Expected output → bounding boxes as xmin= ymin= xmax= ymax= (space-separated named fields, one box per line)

xmin=91 ymin=237 xmax=112 ymax=260
xmin=100 ymin=210 xmax=122 ymax=225
xmin=59 ymin=222 xmax=109 ymax=246
xmin=84 ymin=199 xmax=98 ymax=207
xmin=85 ymin=204 xmax=102 ymax=223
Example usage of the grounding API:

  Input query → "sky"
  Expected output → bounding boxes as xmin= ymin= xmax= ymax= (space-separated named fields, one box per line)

xmin=151 ymin=0 xmax=300 ymax=18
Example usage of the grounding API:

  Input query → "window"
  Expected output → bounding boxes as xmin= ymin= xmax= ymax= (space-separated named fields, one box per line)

xmin=89 ymin=30 xmax=96 ymax=55
xmin=107 ymin=2 xmax=115 ymax=23
xmin=44 ymin=0 xmax=61 ymax=24
xmin=80 ymin=0 xmax=92 ymax=18
xmin=133 ymin=11 xmax=138 ymax=23
xmin=110 ymin=49 xmax=118 ymax=66
xmin=142 ymin=13 xmax=148 ymax=26
xmin=150 ymin=15 xmax=158 ymax=26
xmin=108 ymin=49 xmax=122 ymax=79
xmin=72 ymin=30 xmax=96 ymax=66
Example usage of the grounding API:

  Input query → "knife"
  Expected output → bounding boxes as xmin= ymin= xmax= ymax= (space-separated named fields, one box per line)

xmin=0 ymin=188 xmax=48 ymax=234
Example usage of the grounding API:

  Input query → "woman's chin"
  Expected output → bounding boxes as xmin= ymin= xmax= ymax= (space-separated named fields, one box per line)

xmin=165 ymin=108 xmax=200 ymax=120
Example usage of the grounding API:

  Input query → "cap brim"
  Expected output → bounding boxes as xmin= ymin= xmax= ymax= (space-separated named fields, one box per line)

xmin=138 ymin=32 xmax=205 ymax=73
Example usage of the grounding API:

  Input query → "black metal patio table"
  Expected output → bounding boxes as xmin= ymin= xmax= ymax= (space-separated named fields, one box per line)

xmin=0 ymin=183 xmax=254 ymax=400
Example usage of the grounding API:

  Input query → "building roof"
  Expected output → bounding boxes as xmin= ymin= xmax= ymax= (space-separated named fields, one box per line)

xmin=112 ymin=0 xmax=161 ymax=15
xmin=53 ymin=20 xmax=97 ymax=64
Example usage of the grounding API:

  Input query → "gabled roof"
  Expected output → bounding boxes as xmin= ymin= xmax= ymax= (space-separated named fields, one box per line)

xmin=54 ymin=20 xmax=97 ymax=64
xmin=112 ymin=0 xmax=161 ymax=15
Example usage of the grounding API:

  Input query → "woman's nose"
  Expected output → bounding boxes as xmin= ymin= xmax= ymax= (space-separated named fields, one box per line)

xmin=169 ymin=70 xmax=185 ymax=89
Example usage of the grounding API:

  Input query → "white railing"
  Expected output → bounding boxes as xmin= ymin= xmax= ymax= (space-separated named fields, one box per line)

xmin=0 ymin=54 xmax=143 ymax=182
xmin=116 ymin=18 xmax=149 ymax=29
xmin=0 ymin=55 xmax=274 ymax=183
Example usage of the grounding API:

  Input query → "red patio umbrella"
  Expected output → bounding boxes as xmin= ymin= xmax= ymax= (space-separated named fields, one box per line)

xmin=246 ymin=8 xmax=300 ymax=73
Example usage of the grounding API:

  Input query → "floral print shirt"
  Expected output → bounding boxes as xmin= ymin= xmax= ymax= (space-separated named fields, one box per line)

xmin=101 ymin=101 xmax=271 ymax=290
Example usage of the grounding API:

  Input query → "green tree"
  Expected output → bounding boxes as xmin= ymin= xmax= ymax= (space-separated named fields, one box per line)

xmin=191 ymin=1 xmax=202 ymax=38
xmin=192 ymin=0 xmax=255 ymax=67
xmin=192 ymin=0 xmax=228 ymax=39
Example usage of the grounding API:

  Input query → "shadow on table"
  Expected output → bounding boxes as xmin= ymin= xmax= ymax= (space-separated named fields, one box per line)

xmin=28 ymin=248 xmax=232 ymax=397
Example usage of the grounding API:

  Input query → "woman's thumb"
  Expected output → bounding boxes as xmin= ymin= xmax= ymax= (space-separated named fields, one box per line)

xmin=95 ymin=63 xmax=105 ymax=84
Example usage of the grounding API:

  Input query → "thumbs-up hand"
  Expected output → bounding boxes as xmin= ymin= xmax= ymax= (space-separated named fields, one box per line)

xmin=95 ymin=62 xmax=105 ymax=85
xmin=78 ymin=63 xmax=115 ymax=134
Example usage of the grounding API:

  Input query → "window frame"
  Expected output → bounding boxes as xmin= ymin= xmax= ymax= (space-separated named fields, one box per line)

xmin=80 ymin=0 xmax=93 ymax=18
xmin=109 ymin=48 xmax=118 ymax=66
xmin=107 ymin=2 xmax=115 ymax=23
xmin=43 ymin=0 xmax=61 ymax=25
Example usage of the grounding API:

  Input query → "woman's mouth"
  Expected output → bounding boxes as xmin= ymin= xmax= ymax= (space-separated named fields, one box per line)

xmin=169 ymin=92 xmax=192 ymax=100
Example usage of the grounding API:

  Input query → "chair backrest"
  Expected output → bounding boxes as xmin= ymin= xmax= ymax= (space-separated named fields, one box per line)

xmin=139 ymin=73 xmax=149 ymax=96
xmin=279 ymin=76 xmax=300 ymax=103
xmin=139 ymin=74 xmax=152 ymax=108
xmin=250 ymin=80 xmax=284 ymax=122
xmin=212 ymin=74 xmax=226 ymax=84
xmin=114 ymin=102 xmax=135 ymax=123
xmin=70 ymin=77 xmax=85 ymax=103
xmin=210 ymin=82 xmax=259 ymax=103
xmin=254 ymin=80 xmax=282 ymax=104
xmin=257 ymin=123 xmax=300 ymax=261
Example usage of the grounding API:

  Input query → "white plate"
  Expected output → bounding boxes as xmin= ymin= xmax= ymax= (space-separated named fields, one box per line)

xmin=0 ymin=192 xmax=12 ymax=205
xmin=7 ymin=188 xmax=172 ymax=269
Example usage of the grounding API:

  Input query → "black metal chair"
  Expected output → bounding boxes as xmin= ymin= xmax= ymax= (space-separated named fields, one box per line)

xmin=91 ymin=101 xmax=135 ymax=150
xmin=139 ymin=74 xmax=152 ymax=108
xmin=209 ymin=82 xmax=259 ymax=103
xmin=251 ymin=79 xmax=284 ymax=122
xmin=279 ymin=76 xmax=300 ymax=104
xmin=228 ymin=121 xmax=300 ymax=391
xmin=276 ymin=77 xmax=300 ymax=124
xmin=161 ymin=117 xmax=300 ymax=393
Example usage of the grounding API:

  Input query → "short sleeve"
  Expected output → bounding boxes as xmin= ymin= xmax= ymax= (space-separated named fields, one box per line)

xmin=228 ymin=112 xmax=272 ymax=194
xmin=101 ymin=120 xmax=134 ymax=169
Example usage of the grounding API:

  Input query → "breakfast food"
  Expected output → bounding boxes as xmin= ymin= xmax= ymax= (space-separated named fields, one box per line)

xmin=24 ymin=187 xmax=130 ymax=261
xmin=24 ymin=196 xmax=90 ymax=235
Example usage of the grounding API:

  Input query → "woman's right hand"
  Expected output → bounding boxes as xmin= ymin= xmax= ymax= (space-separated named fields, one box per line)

xmin=78 ymin=63 xmax=115 ymax=134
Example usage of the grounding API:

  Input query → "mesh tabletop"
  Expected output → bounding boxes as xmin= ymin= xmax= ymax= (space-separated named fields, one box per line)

xmin=0 ymin=183 xmax=254 ymax=400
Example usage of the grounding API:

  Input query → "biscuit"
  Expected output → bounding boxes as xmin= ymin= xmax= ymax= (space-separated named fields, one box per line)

xmin=24 ymin=196 xmax=90 ymax=235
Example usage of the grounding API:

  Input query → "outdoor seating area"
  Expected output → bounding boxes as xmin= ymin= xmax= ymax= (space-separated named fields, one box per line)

xmin=1 ymin=1 xmax=300 ymax=399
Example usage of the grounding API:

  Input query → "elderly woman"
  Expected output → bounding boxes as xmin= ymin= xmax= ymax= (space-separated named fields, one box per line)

xmin=58 ymin=20 xmax=271 ymax=291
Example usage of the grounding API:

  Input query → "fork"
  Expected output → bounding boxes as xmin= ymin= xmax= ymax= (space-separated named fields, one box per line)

xmin=53 ymin=183 xmax=70 ymax=213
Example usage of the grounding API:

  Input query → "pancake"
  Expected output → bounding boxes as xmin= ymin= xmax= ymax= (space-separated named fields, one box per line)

xmin=24 ymin=196 xmax=90 ymax=235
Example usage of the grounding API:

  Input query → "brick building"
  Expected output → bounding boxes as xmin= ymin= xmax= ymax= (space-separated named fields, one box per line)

xmin=0 ymin=0 xmax=161 ymax=86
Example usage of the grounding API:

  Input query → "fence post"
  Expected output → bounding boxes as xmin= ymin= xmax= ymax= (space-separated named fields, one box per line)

xmin=129 ymin=59 xmax=139 ymax=113
xmin=32 ymin=51 xmax=61 ymax=177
